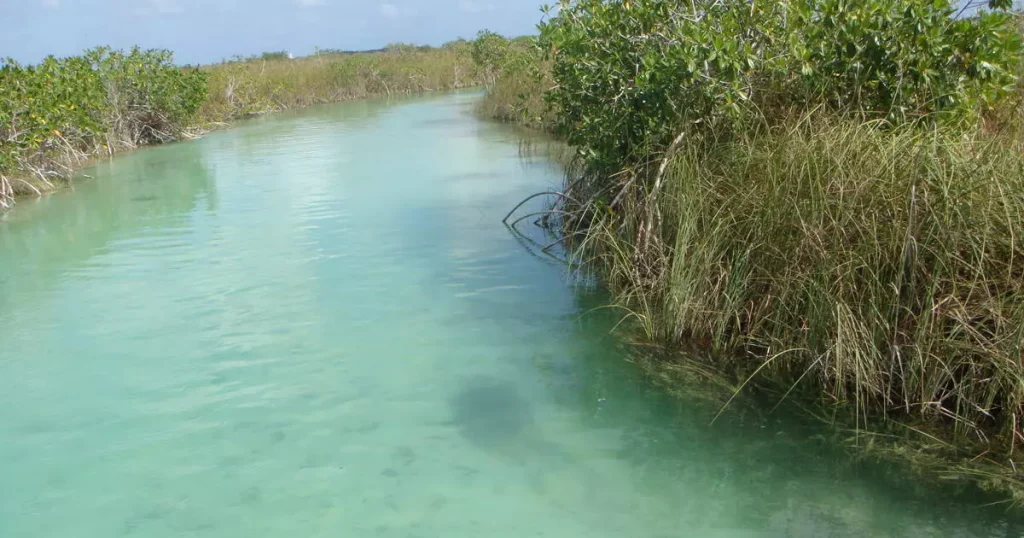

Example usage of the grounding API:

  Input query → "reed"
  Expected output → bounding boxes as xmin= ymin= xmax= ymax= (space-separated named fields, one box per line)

xmin=199 ymin=44 xmax=482 ymax=122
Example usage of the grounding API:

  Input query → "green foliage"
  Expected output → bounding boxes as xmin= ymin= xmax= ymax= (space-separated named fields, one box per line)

xmin=471 ymin=30 xmax=512 ymax=85
xmin=260 ymin=51 xmax=291 ymax=61
xmin=475 ymin=35 xmax=554 ymax=128
xmin=537 ymin=0 xmax=1021 ymax=172
xmin=0 ymin=47 xmax=207 ymax=200
xmin=785 ymin=0 xmax=1021 ymax=120
xmin=89 ymin=47 xmax=208 ymax=144
xmin=0 ymin=43 xmax=484 ymax=204
xmin=0 ymin=56 xmax=105 ymax=174
xmin=384 ymin=43 xmax=419 ymax=54
xmin=538 ymin=0 xmax=773 ymax=169
xmin=443 ymin=39 xmax=471 ymax=52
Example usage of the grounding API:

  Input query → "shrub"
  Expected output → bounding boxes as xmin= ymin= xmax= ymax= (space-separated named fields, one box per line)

xmin=473 ymin=34 xmax=554 ymax=127
xmin=784 ymin=0 xmax=1021 ymax=121
xmin=0 ymin=47 xmax=206 ymax=205
xmin=537 ymin=0 xmax=1021 ymax=173
xmin=89 ymin=47 xmax=207 ymax=146
xmin=471 ymin=30 xmax=512 ymax=86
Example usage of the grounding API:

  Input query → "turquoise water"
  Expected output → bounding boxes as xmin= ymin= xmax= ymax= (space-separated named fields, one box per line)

xmin=0 ymin=92 xmax=1017 ymax=537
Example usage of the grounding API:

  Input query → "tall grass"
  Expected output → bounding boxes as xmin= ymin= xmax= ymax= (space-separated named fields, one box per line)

xmin=550 ymin=113 xmax=1024 ymax=497
xmin=200 ymin=45 xmax=482 ymax=123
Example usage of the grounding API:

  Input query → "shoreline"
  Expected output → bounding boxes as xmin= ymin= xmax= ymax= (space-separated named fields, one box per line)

xmin=1 ymin=46 xmax=485 ymax=209
xmin=623 ymin=338 xmax=1024 ymax=507
xmin=2 ymin=85 xmax=482 ymax=209
xmin=489 ymin=106 xmax=1024 ymax=509
xmin=474 ymin=10 xmax=1024 ymax=507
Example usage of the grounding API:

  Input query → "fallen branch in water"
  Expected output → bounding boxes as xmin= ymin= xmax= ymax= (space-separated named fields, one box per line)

xmin=507 ymin=209 xmax=575 ymax=229
xmin=501 ymin=190 xmax=580 ymax=224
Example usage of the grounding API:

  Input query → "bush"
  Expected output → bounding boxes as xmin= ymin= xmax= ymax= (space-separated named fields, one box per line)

xmin=473 ymin=33 xmax=553 ymax=127
xmin=537 ymin=0 xmax=1021 ymax=173
xmin=0 ymin=56 xmax=105 ymax=176
xmin=784 ymin=0 xmax=1021 ymax=121
xmin=0 ymin=47 xmax=206 ymax=205
xmin=471 ymin=30 xmax=512 ymax=86
xmin=538 ymin=0 xmax=770 ymax=169
xmin=89 ymin=47 xmax=207 ymax=146
xmin=2 ymin=42 xmax=487 ymax=207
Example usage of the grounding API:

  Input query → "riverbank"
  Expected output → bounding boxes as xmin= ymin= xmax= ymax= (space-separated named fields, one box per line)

xmin=0 ymin=43 xmax=483 ymax=208
xmin=479 ymin=2 xmax=1024 ymax=504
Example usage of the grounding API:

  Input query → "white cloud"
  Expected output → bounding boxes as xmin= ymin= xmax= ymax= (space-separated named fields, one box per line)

xmin=458 ymin=0 xmax=494 ymax=13
xmin=295 ymin=0 xmax=326 ymax=6
xmin=379 ymin=2 xmax=417 ymax=18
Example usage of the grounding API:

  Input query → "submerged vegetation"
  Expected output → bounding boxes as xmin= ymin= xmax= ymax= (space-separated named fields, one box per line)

xmin=0 ymin=42 xmax=483 ymax=207
xmin=484 ymin=0 xmax=1024 ymax=501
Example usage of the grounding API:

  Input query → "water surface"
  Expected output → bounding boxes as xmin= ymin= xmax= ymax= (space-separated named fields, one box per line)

xmin=0 ymin=92 xmax=1017 ymax=537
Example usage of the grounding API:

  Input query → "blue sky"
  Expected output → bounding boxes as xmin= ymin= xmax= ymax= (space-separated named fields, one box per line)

xmin=0 ymin=0 xmax=548 ymax=65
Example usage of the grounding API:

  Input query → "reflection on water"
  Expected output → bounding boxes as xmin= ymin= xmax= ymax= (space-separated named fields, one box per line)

xmin=0 ymin=139 xmax=215 ymax=299
xmin=0 ymin=91 xmax=1020 ymax=537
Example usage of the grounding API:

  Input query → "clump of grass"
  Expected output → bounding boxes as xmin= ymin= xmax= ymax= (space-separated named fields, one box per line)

xmin=571 ymin=113 xmax=1024 ymax=493
xmin=199 ymin=45 xmax=483 ymax=123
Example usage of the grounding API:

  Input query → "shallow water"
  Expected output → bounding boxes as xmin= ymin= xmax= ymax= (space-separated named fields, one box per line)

xmin=0 ymin=92 xmax=1017 ymax=537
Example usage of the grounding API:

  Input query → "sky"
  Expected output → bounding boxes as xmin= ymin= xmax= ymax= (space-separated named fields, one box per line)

xmin=0 ymin=0 xmax=549 ymax=65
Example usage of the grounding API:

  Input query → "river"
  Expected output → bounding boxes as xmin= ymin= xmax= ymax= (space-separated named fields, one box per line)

xmin=0 ymin=92 xmax=1017 ymax=537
